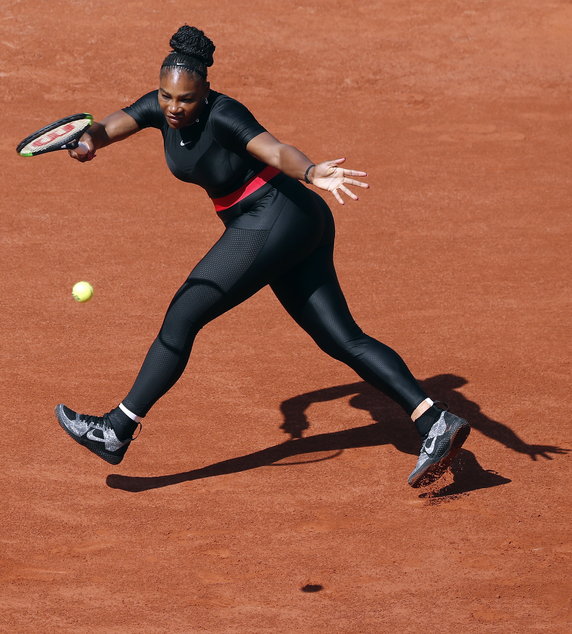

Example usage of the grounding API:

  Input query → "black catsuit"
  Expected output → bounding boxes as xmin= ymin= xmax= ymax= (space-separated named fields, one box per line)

xmin=120 ymin=90 xmax=428 ymax=417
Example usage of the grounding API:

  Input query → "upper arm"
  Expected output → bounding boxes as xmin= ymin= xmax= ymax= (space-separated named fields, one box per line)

xmin=212 ymin=97 xmax=266 ymax=153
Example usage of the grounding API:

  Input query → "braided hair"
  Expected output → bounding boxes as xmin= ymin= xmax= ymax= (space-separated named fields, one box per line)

xmin=161 ymin=25 xmax=215 ymax=80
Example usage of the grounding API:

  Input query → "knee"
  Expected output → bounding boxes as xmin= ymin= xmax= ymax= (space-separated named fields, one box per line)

xmin=314 ymin=330 xmax=370 ymax=362
xmin=158 ymin=319 xmax=201 ymax=353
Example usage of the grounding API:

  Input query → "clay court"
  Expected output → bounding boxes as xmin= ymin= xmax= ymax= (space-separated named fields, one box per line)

xmin=2 ymin=0 xmax=571 ymax=631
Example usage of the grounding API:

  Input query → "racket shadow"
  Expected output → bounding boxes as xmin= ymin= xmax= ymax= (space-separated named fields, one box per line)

xmin=106 ymin=423 xmax=388 ymax=493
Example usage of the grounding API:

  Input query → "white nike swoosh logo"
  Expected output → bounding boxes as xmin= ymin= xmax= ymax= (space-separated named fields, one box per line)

xmin=86 ymin=429 xmax=105 ymax=443
xmin=424 ymin=435 xmax=437 ymax=455
xmin=180 ymin=140 xmax=192 ymax=146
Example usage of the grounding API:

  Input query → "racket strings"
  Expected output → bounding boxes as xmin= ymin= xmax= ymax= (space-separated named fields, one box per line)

xmin=17 ymin=115 xmax=93 ymax=156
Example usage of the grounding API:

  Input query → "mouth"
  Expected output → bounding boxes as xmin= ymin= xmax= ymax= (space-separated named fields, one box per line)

xmin=166 ymin=114 xmax=186 ymax=126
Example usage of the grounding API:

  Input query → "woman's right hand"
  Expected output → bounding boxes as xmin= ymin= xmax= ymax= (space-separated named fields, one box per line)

xmin=68 ymin=136 xmax=96 ymax=162
xmin=67 ymin=112 xmax=141 ymax=162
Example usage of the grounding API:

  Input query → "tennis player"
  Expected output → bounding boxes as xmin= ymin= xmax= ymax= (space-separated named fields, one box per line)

xmin=55 ymin=25 xmax=470 ymax=487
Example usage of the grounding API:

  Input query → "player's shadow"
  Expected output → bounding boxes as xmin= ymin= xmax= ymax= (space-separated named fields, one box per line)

xmin=107 ymin=374 xmax=567 ymax=494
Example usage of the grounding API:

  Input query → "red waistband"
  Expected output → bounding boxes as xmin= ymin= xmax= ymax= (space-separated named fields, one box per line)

xmin=211 ymin=166 xmax=280 ymax=212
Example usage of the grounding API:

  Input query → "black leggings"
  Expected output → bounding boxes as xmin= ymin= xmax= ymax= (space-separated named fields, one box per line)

xmin=122 ymin=176 xmax=428 ymax=417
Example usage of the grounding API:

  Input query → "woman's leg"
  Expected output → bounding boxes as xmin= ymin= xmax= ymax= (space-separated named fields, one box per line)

xmin=270 ymin=234 xmax=429 ymax=416
xmin=55 ymin=185 xmax=325 ymax=463
xmin=269 ymin=199 xmax=471 ymax=488
xmin=122 ymin=190 xmax=323 ymax=419
xmin=122 ymin=228 xmax=275 ymax=417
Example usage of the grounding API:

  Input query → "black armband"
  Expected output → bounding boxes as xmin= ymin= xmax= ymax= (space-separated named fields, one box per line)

xmin=303 ymin=164 xmax=316 ymax=183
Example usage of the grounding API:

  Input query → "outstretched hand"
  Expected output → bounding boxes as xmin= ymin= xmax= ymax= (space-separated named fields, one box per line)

xmin=311 ymin=158 xmax=369 ymax=204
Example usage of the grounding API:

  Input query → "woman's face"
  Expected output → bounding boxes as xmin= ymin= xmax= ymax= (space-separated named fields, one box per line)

xmin=158 ymin=69 xmax=210 ymax=129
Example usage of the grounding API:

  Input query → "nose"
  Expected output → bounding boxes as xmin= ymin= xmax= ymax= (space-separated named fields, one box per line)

xmin=168 ymin=102 xmax=182 ymax=114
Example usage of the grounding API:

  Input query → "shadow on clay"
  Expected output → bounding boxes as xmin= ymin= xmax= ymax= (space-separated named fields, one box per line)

xmin=107 ymin=373 xmax=567 ymax=494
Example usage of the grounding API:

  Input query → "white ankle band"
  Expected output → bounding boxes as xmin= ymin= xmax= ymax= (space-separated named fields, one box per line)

xmin=411 ymin=398 xmax=434 ymax=422
xmin=119 ymin=402 xmax=142 ymax=423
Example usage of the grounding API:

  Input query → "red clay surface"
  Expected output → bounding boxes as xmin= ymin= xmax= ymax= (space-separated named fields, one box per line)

xmin=2 ymin=1 xmax=571 ymax=632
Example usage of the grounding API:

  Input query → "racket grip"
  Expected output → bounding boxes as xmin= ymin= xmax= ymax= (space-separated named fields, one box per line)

xmin=65 ymin=139 xmax=88 ymax=151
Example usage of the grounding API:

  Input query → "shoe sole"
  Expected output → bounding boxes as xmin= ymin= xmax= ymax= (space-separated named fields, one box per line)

xmin=409 ymin=422 xmax=471 ymax=488
xmin=54 ymin=405 xmax=125 ymax=465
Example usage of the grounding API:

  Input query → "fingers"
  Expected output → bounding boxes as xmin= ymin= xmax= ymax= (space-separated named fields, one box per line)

xmin=344 ymin=177 xmax=369 ymax=189
xmin=68 ymin=149 xmax=96 ymax=162
xmin=325 ymin=179 xmax=367 ymax=203
xmin=343 ymin=169 xmax=367 ymax=177
xmin=332 ymin=189 xmax=345 ymax=205
xmin=312 ymin=159 xmax=369 ymax=203
xmin=324 ymin=158 xmax=367 ymax=175
xmin=339 ymin=184 xmax=358 ymax=200
xmin=68 ymin=140 xmax=96 ymax=162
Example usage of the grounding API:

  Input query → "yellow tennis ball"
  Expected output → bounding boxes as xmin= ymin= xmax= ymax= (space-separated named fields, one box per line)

xmin=72 ymin=281 xmax=94 ymax=303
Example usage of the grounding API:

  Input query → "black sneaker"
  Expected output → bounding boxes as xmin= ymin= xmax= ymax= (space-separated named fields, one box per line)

xmin=408 ymin=410 xmax=470 ymax=488
xmin=55 ymin=404 xmax=138 ymax=465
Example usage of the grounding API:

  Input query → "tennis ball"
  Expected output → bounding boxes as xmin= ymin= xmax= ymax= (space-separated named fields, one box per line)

xmin=72 ymin=281 xmax=94 ymax=303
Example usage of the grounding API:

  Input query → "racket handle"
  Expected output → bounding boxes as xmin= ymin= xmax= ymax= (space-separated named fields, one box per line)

xmin=64 ymin=139 xmax=89 ymax=151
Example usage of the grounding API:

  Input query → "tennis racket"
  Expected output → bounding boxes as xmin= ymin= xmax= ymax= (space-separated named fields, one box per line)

xmin=16 ymin=113 xmax=93 ymax=157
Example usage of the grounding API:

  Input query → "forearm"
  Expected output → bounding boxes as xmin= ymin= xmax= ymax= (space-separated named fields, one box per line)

xmin=274 ymin=143 xmax=315 ymax=182
xmin=80 ymin=110 xmax=140 ymax=151
xmin=81 ymin=122 xmax=113 ymax=150
xmin=246 ymin=133 xmax=315 ymax=182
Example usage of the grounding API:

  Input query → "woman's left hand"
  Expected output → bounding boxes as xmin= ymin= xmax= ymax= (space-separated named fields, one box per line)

xmin=310 ymin=158 xmax=369 ymax=204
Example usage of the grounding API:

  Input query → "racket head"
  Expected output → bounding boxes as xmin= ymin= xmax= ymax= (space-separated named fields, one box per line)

xmin=16 ymin=113 xmax=93 ymax=157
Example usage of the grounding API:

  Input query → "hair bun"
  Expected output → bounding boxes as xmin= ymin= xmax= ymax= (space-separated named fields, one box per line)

xmin=169 ymin=25 xmax=215 ymax=67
